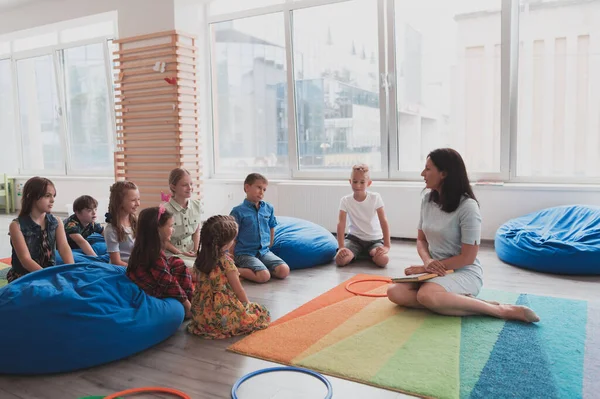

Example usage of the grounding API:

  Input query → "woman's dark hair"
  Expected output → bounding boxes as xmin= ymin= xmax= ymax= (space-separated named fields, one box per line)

xmin=20 ymin=177 xmax=55 ymax=217
xmin=194 ymin=215 xmax=238 ymax=274
xmin=427 ymin=148 xmax=478 ymax=213
xmin=127 ymin=207 xmax=173 ymax=271
xmin=107 ymin=180 xmax=138 ymax=242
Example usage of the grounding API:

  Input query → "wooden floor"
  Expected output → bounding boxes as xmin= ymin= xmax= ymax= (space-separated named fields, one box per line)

xmin=1 ymin=212 xmax=599 ymax=399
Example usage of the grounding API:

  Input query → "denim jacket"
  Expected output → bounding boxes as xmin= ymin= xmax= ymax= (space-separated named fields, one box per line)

xmin=10 ymin=214 xmax=58 ymax=275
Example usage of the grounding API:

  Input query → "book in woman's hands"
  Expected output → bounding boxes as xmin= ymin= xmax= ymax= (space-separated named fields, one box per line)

xmin=391 ymin=270 xmax=454 ymax=283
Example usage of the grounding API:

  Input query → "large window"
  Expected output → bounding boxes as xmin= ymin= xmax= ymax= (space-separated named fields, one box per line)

xmin=0 ymin=14 xmax=116 ymax=176
xmin=207 ymin=0 xmax=600 ymax=183
xmin=210 ymin=13 xmax=288 ymax=174
xmin=516 ymin=0 xmax=600 ymax=179
xmin=16 ymin=54 xmax=64 ymax=172
xmin=393 ymin=0 xmax=501 ymax=174
xmin=0 ymin=59 xmax=15 ymax=170
xmin=62 ymin=43 xmax=113 ymax=172
xmin=293 ymin=0 xmax=382 ymax=172
xmin=12 ymin=43 xmax=114 ymax=175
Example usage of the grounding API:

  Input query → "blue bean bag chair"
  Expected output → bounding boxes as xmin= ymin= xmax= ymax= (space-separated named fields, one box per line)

xmin=495 ymin=205 xmax=600 ymax=275
xmin=271 ymin=216 xmax=337 ymax=270
xmin=0 ymin=261 xmax=184 ymax=374
xmin=56 ymin=233 xmax=110 ymax=264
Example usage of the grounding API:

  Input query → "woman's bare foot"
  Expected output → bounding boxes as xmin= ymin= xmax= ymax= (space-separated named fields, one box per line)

xmin=499 ymin=304 xmax=540 ymax=323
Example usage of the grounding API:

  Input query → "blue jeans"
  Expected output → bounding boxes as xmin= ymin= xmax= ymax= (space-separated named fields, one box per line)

xmin=234 ymin=251 xmax=285 ymax=272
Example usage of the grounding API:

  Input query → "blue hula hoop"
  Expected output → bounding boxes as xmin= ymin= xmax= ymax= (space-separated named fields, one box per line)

xmin=231 ymin=366 xmax=333 ymax=399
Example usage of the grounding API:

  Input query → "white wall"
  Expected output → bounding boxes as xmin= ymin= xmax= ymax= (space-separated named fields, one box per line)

xmin=202 ymin=179 xmax=600 ymax=240
xmin=0 ymin=0 xmax=176 ymax=38
xmin=12 ymin=176 xmax=114 ymax=216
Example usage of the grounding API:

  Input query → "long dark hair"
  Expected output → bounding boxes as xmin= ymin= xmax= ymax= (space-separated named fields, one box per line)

xmin=194 ymin=215 xmax=238 ymax=274
xmin=20 ymin=177 xmax=55 ymax=217
xmin=427 ymin=148 xmax=478 ymax=213
xmin=127 ymin=207 xmax=173 ymax=271
xmin=107 ymin=181 xmax=138 ymax=242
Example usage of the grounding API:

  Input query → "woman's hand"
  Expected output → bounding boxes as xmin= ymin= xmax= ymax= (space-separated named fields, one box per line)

xmin=404 ymin=265 xmax=426 ymax=275
xmin=424 ymin=259 xmax=447 ymax=276
xmin=181 ymin=250 xmax=196 ymax=257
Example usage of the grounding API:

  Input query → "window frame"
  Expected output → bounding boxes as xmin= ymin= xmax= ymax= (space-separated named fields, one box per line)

xmin=206 ymin=0 xmax=600 ymax=185
xmin=9 ymin=37 xmax=115 ymax=177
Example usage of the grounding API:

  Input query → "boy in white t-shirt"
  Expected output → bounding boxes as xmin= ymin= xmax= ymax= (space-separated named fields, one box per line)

xmin=335 ymin=164 xmax=391 ymax=267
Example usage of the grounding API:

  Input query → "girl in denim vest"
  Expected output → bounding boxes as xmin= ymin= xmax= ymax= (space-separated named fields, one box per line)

xmin=7 ymin=177 xmax=74 ymax=283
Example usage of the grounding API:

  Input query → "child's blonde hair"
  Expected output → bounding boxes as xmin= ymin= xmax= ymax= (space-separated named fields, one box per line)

xmin=194 ymin=215 xmax=238 ymax=274
xmin=351 ymin=163 xmax=370 ymax=179
xmin=107 ymin=180 xmax=138 ymax=242
xmin=168 ymin=167 xmax=191 ymax=194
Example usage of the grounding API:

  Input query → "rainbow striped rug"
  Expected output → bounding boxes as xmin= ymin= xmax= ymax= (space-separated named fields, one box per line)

xmin=0 ymin=258 xmax=10 ymax=288
xmin=229 ymin=274 xmax=599 ymax=399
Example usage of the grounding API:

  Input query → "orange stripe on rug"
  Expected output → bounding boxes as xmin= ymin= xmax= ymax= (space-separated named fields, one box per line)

xmin=229 ymin=293 xmax=379 ymax=363
xmin=293 ymin=296 xmax=403 ymax=363
xmin=272 ymin=273 xmax=388 ymax=327
xmin=297 ymin=309 xmax=430 ymax=382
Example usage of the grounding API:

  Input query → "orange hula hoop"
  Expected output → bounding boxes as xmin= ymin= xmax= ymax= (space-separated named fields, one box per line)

xmin=104 ymin=387 xmax=191 ymax=399
xmin=345 ymin=277 xmax=392 ymax=297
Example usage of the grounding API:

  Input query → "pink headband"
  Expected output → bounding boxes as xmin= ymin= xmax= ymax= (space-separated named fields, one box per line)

xmin=158 ymin=203 xmax=166 ymax=221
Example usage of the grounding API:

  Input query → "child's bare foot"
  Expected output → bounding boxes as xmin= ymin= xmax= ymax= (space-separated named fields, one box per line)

xmin=335 ymin=248 xmax=354 ymax=266
xmin=499 ymin=304 xmax=540 ymax=323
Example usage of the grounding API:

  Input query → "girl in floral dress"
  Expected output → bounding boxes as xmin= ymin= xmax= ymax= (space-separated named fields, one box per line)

xmin=187 ymin=215 xmax=270 ymax=339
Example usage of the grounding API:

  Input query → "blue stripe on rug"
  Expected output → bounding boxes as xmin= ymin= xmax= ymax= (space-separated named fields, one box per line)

xmin=469 ymin=294 xmax=559 ymax=399
xmin=584 ymin=301 xmax=600 ymax=399
xmin=460 ymin=290 xmax=520 ymax=399
xmin=526 ymin=293 xmax=586 ymax=398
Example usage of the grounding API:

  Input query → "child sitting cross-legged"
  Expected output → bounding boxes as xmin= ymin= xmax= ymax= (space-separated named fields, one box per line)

xmin=335 ymin=164 xmax=391 ymax=267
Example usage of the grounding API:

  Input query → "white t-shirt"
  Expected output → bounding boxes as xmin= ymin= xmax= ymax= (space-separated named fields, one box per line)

xmin=339 ymin=191 xmax=384 ymax=241
xmin=104 ymin=224 xmax=135 ymax=262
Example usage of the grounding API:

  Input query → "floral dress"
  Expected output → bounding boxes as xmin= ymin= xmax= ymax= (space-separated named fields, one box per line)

xmin=187 ymin=254 xmax=270 ymax=339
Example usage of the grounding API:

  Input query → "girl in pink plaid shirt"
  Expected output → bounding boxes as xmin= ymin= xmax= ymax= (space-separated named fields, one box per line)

xmin=126 ymin=206 xmax=193 ymax=319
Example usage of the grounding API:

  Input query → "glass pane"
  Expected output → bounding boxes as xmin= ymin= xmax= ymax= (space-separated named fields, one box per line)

xmin=395 ymin=0 xmax=501 ymax=173
xmin=210 ymin=14 xmax=288 ymax=175
xmin=0 ymin=59 xmax=16 ymax=172
xmin=209 ymin=0 xmax=284 ymax=15
xmin=62 ymin=43 xmax=113 ymax=172
xmin=16 ymin=55 xmax=64 ymax=171
xmin=516 ymin=1 xmax=600 ymax=178
xmin=293 ymin=0 xmax=382 ymax=172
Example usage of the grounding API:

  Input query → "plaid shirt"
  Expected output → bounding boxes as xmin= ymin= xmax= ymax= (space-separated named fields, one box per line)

xmin=126 ymin=252 xmax=193 ymax=303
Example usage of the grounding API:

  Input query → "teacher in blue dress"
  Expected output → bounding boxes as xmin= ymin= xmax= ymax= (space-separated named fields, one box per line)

xmin=387 ymin=148 xmax=539 ymax=323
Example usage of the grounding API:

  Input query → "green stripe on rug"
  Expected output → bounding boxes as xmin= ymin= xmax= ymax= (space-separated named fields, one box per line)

xmin=293 ymin=297 xmax=402 ymax=363
xmin=371 ymin=314 xmax=461 ymax=399
xmin=460 ymin=290 xmax=520 ymax=399
xmin=297 ymin=308 xmax=429 ymax=383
